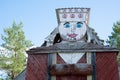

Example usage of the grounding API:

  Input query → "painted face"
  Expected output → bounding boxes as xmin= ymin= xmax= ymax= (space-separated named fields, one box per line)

xmin=59 ymin=21 xmax=87 ymax=41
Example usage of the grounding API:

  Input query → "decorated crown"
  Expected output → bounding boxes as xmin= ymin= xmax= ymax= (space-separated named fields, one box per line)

xmin=56 ymin=8 xmax=90 ymax=24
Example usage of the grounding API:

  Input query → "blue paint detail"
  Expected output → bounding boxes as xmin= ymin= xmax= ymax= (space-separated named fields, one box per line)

xmin=64 ymin=22 xmax=70 ymax=28
xmin=77 ymin=22 xmax=83 ymax=28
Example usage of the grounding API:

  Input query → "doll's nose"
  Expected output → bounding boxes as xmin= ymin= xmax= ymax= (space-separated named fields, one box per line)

xmin=71 ymin=24 xmax=76 ymax=32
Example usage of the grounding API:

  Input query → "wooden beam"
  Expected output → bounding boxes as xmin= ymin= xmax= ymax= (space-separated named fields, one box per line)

xmin=51 ymin=53 xmax=56 ymax=80
xmin=50 ymin=63 xmax=93 ymax=76
xmin=47 ymin=53 xmax=57 ymax=80
xmin=87 ymin=53 xmax=92 ymax=80
xmin=92 ymin=52 xmax=97 ymax=80
xmin=27 ymin=49 xmax=119 ymax=54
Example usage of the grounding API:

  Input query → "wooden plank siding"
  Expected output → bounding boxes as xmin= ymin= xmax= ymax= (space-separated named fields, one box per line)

xmin=26 ymin=54 xmax=48 ymax=80
xmin=96 ymin=52 xmax=119 ymax=80
xmin=26 ymin=53 xmax=87 ymax=80
xmin=26 ymin=52 xmax=119 ymax=80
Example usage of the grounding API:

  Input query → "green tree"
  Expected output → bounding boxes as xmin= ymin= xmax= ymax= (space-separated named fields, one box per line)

xmin=0 ymin=21 xmax=33 ymax=80
xmin=107 ymin=21 xmax=120 ymax=65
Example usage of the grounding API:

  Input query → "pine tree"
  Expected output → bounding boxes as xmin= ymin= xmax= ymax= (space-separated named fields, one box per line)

xmin=0 ymin=21 xmax=33 ymax=80
xmin=108 ymin=21 xmax=120 ymax=65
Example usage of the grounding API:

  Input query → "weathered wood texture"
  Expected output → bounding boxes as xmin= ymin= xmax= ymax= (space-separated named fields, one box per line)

xmin=50 ymin=63 xmax=93 ymax=76
xmin=51 ymin=54 xmax=57 ymax=80
xmin=87 ymin=53 xmax=92 ymax=80
xmin=26 ymin=54 xmax=48 ymax=80
xmin=56 ymin=54 xmax=87 ymax=80
xmin=26 ymin=52 xmax=119 ymax=80
xmin=96 ymin=52 xmax=119 ymax=80
xmin=27 ymin=42 xmax=119 ymax=54
xmin=25 ymin=53 xmax=87 ymax=80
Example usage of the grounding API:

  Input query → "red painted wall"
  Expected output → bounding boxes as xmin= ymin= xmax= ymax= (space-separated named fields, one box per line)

xmin=96 ymin=52 xmax=119 ymax=80
xmin=26 ymin=54 xmax=87 ymax=80
xmin=26 ymin=54 xmax=48 ymax=80
xmin=26 ymin=52 xmax=119 ymax=80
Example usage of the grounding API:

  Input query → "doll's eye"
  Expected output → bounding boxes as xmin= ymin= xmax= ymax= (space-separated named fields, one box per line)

xmin=64 ymin=22 xmax=70 ymax=28
xmin=77 ymin=22 xmax=83 ymax=28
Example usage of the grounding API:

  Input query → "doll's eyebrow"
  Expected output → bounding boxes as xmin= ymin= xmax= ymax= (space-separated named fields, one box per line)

xmin=77 ymin=22 xmax=83 ymax=24
xmin=64 ymin=22 xmax=70 ymax=25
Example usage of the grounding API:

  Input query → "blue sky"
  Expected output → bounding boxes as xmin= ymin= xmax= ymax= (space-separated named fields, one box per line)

xmin=0 ymin=0 xmax=120 ymax=46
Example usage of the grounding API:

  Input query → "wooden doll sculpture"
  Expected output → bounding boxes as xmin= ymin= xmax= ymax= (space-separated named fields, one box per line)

xmin=26 ymin=8 xmax=119 ymax=80
xmin=43 ymin=8 xmax=99 ymax=80
xmin=55 ymin=8 xmax=90 ymax=64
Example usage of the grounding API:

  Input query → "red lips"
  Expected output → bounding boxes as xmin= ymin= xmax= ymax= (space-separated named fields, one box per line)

xmin=67 ymin=33 xmax=78 ymax=38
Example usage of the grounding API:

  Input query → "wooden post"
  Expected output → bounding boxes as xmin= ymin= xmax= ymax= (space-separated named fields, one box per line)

xmin=92 ymin=52 xmax=96 ymax=80
xmin=47 ymin=53 xmax=56 ymax=80
xmin=87 ymin=53 xmax=92 ymax=80
xmin=47 ymin=54 xmax=52 ymax=80
xmin=51 ymin=53 xmax=56 ymax=80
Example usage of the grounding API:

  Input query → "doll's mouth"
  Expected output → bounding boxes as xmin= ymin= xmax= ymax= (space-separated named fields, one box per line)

xmin=67 ymin=33 xmax=78 ymax=38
